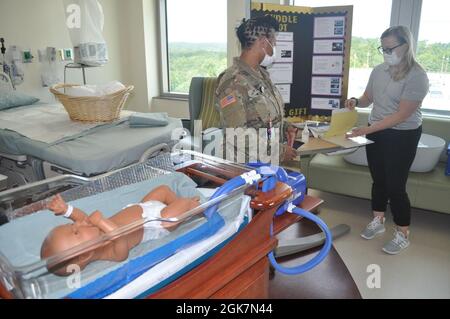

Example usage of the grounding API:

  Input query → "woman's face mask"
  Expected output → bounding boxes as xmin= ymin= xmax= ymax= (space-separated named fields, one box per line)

xmin=381 ymin=36 xmax=405 ymax=66
xmin=260 ymin=38 xmax=276 ymax=67
xmin=384 ymin=51 xmax=402 ymax=66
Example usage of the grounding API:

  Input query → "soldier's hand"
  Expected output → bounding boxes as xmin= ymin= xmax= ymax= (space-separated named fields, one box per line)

xmin=283 ymin=146 xmax=298 ymax=161
xmin=286 ymin=126 xmax=299 ymax=147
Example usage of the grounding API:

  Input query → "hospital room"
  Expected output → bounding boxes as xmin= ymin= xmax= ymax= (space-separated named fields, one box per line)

xmin=0 ymin=0 xmax=449 ymax=303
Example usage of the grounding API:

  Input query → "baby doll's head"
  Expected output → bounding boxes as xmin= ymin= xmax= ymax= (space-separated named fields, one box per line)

xmin=41 ymin=221 xmax=101 ymax=276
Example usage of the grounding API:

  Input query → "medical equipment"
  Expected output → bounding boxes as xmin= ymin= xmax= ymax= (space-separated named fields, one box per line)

xmin=0 ymin=38 xmax=16 ymax=90
xmin=0 ymin=151 xmax=331 ymax=299
xmin=65 ymin=0 xmax=109 ymax=67
xmin=4 ymin=46 xmax=24 ymax=87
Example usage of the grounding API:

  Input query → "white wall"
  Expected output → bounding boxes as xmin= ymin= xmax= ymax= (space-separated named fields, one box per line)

xmin=0 ymin=0 xmax=128 ymax=104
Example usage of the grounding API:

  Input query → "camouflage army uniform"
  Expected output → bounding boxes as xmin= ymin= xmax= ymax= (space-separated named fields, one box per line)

xmin=215 ymin=57 xmax=286 ymax=163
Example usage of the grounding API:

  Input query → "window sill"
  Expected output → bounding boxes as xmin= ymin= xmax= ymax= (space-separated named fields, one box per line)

xmin=356 ymin=107 xmax=450 ymax=119
xmin=156 ymin=93 xmax=189 ymax=101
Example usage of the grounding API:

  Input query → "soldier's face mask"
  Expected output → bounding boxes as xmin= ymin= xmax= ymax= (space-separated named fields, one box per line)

xmin=260 ymin=37 xmax=276 ymax=67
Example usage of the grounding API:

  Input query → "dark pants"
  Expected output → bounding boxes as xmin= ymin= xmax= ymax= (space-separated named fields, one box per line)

xmin=366 ymin=126 xmax=422 ymax=227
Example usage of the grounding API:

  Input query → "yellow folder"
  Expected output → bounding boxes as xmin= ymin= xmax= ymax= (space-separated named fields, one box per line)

xmin=322 ymin=109 xmax=358 ymax=138
xmin=319 ymin=108 xmax=373 ymax=149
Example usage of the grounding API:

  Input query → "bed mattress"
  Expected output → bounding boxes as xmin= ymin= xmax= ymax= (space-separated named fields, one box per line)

xmin=0 ymin=107 xmax=182 ymax=175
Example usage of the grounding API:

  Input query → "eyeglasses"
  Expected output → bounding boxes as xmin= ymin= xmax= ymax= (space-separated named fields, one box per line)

xmin=377 ymin=42 xmax=405 ymax=55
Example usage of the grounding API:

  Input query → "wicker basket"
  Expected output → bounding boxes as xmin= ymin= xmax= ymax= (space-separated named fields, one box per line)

xmin=50 ymin=84 xmax=134 ymax=123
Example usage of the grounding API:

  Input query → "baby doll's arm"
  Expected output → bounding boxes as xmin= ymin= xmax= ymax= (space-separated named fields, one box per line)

xmin=47 ymin=194 xmax=89 ymax=223
xmin=88 ymin=211 xmax=129 ymax=261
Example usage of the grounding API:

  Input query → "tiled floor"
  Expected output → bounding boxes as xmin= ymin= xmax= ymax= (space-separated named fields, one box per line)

xmin=308 ymin=189 xmax=450 ymax=299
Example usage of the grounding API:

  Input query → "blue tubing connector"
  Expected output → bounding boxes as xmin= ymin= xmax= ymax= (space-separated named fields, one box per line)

xmin=203 ymin=171 xmax=258 ymax=219
xmin=268 ymin=206 xmax=333 ymax=275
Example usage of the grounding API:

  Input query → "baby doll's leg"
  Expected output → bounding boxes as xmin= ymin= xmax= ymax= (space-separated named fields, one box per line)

xmin=141 ymin=185 xmax=178 ymax=204
xmin=160 ymin=198 xmax=200 ymax=229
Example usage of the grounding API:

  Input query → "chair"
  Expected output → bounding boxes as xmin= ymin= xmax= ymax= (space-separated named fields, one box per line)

xmin=179 ymin=77 xmax=223 ymax=153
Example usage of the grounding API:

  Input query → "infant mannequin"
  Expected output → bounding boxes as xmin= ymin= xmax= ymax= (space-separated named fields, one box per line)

xmin=41 ymin=185 xmax=200 ymax=276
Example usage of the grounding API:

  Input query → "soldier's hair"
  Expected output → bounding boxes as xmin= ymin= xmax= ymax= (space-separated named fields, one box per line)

xmin=236 ymin=15 xmax=279 ymax=50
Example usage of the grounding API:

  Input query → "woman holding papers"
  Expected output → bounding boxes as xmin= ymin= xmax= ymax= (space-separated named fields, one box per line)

xmin=345 ymin=26 xmax=429 ymax=255
xmin=214 ymin=15 xmax=298 ymax=164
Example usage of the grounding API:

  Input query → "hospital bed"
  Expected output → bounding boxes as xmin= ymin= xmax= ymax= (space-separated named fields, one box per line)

xmin=0 ymin=151 xmax=329 ymax=299
xmin=0 ymin=102 xmax=182 ymax=190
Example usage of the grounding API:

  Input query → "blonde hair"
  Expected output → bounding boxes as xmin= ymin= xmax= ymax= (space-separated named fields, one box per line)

xmin=381 ymin=26 xmax=422 ymax=81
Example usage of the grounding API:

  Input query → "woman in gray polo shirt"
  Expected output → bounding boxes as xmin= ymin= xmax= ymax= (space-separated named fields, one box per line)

xmin=345 ymin=26 xmax=429 ymax=255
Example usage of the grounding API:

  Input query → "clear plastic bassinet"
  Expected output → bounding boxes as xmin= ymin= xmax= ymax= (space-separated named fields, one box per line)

xmin=0 ymin=152 xmax=252 ymax=299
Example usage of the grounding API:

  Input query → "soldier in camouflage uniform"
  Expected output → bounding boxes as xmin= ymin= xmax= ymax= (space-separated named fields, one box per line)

xmin=214 ymin=15 xmax=297 ymax=164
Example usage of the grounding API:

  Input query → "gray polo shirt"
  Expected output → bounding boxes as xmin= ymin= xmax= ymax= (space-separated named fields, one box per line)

xmin=366 ymin=63 xmax=429 ymax=130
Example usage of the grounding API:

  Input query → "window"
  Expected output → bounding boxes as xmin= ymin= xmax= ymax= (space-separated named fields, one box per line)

xmin=293 ymin=0 xmax=392 ymax=100
xmin=417 ymin=0 xmax=450 ymax=113
xmin=161 ymin=0 xmax=227 ymax=95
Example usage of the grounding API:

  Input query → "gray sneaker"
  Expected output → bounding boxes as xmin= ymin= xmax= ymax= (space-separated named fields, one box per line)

xmin=360 ymin=216 xmax=386 ymax=240
xmin=382 ymin=229 xmax=410 ymax=255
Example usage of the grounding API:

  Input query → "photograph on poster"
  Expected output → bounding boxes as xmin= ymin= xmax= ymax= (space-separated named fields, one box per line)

xmin=314 ymin=16 xmax=346 ymax=38
xmin=313 ymin=39 xmax=344 ymax=54
xmin=276 ymin=41 xmax=294 ymax=63
xmin=267 ymin=63 xmax=294 ymax=84
xmin=332 ymin=42 xmax=343 ymax=52
xmin=311 ymin=76 xmax=342 ymax=96
xmin=311 ymin=97 xmax=341 ymax=110
xmin=312 ymin=55 xmax=344 ymax=75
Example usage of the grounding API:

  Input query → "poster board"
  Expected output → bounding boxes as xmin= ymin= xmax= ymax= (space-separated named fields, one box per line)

xmin=251 ymin=3 xmax=353 ymax=122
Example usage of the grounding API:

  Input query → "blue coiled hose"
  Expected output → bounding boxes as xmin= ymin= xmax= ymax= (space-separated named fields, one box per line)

xmin=203 ymin=167 xmax=332 ymax=275
xmin=268 ymin=206 xmax=332 ymax=275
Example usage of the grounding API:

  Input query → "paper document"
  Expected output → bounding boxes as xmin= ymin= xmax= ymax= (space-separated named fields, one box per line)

xmin=322 ymin=135 xmax=373 ymax=149
xmin=311 ymin=77 xmax=342 ymax=96
xmin=311 ymin=97 xmax=341 ymax=110
xmin=314 ymin=16 xmax=346 ymax=39
xmin=313 ymin=39 xmax=344 ymax=54
xmin=322 ymin=108 xmax=358 ymax=138
xmin=312 ymin=56 xmax=343 ymax=75
xmin=276 ymin=32 xmax=294 ymax=42
xmin=319 ymin=109 xmax=373 ymax=148
xmin=275 ymin=84 xmax=291 ymax=103
xmin=267 ymin=63 xmax=293 ymax=84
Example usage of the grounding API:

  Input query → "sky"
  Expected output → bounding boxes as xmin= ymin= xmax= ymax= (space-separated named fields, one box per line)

xmin=418 ymin=0 xmax=450 ymax=43
xmin=167 ymin=0 xmax=228 ymax=43
xmin=167 ymin=0 xmax=450 ymax=44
